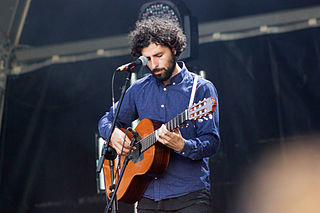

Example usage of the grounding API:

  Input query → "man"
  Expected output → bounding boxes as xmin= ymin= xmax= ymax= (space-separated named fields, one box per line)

xmin=98 ymin=17 xmax=220 ymax=212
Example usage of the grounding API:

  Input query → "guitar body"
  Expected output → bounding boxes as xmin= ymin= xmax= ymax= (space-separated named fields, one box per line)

xmin=103 ymin=118 xmax=170 ymax=203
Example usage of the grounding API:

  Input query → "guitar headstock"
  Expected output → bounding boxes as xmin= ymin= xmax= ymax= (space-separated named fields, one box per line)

xmin=187 ymin=97 xmax=217 ymax=121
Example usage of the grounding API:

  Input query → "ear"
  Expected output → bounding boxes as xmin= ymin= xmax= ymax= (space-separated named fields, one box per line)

xmin=172 ymin=48 xmax=177 ymax=56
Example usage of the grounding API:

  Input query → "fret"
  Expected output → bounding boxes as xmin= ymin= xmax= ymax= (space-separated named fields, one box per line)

xmin=166 ymin=121 xmax=169 ymax=131
xmin=151 ymin=132 xmax=156 ymax=144
xmin=146 ymin=136 xmax=151 ymax=150
xmin=140 ymin=140 xmax=145 ymax=152
xmin=148 ymin=134 xmax=154 ymax=148
xmin=143 ymin=137 xmax=151 ymax=150
xmin=180 ymin=112 xmax=184 ymax=124
xmin=142 ymin=136 xmax=148 ymax=151
xmin=175 ymin=116 xmax=179 ymax=128
xmin=140 ymin=132 xmax=156 ymax=152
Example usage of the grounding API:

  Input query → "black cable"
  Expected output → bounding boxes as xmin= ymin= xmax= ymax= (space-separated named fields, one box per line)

xmin=114 ymin=127 xmax=130 ymax=178
xmin=111 ymin=70 xmax=116 ymax=115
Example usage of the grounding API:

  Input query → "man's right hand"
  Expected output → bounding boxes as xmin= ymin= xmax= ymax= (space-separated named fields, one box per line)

xmin=110 ymin=128 xmax=132 ymax=155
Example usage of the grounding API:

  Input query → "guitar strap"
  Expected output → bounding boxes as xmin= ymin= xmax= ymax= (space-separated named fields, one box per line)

xmin=188 ymin=73 xmax=199 ymax=108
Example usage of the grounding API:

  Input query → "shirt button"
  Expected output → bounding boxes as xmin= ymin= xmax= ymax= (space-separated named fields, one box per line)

xmin=161 ymin=104 xmax=164 ymax=108
xmin=172 ymin=82 xmax=176 ymax=85
xmin=163 ymin=88 xmax=167 ymax=91
xmin=155 ymin=177 xmax=158 ymax=180
xmin=182 ymin=152 xmax=185 ymax=155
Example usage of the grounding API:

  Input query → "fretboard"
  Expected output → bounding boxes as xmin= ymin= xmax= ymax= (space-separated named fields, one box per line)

xmin=137 ymin=110 xmax=187 ymax=153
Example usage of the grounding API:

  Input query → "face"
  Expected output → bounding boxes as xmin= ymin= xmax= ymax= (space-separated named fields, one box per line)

xmin=141 ymin=43 xmax=177 ymax=84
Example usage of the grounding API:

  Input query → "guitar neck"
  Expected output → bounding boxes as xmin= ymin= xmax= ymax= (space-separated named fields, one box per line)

xmin=135 ymin=97 xmax=216 ymax=154
xmin=139 ymin=110 xmax=187 ymax=153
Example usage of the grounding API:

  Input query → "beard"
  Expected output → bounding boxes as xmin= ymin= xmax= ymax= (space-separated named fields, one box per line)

xmin=151 ymin=55 xmax=176 ymax=83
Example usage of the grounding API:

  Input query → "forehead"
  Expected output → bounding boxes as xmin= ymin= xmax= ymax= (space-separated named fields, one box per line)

xmin=141 ymin=43 xmax=170 ymax=57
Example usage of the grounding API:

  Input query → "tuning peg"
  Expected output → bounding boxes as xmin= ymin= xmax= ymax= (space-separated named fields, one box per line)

xmin=203 ymin=117 xmax=208 ymax=120
xmin=209 ymin=114 xmax=213 ymax=119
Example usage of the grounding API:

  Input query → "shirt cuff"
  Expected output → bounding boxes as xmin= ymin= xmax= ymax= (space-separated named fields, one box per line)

xmin=178 ymin=139 xmax=194 ymax=157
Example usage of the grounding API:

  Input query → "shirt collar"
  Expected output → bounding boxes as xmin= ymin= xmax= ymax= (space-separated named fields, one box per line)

xmin=169 ymin=61 xmax=188 ymax=85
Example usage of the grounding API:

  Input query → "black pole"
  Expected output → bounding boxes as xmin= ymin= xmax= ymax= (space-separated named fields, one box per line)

xmin=96 ymin=70 xmax=132 ymax=172
xmin=106 ymin=132 xmax=138 ymax=212
xmin=96 ymin=70 xmax=133 ymax=213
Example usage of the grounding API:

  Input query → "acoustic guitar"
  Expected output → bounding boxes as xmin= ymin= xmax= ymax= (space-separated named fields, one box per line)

xmin=103 ymin=97 xmax=217 ymax=203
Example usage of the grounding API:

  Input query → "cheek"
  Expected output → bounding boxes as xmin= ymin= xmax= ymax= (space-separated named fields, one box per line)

xmin=165 ymin=58 xmax=174 ymax=69
xmin=146 ymin=61 xmax=153 ymax=70
xmin=160 ymin=57 xmax=170 ymax=69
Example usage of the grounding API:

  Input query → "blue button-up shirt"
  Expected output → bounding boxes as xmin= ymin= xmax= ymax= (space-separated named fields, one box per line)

xmin=98 ymin=62 xmax=219 ymax=201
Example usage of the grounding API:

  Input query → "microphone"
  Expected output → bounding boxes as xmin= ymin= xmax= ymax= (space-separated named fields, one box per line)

xmin=116 ymin=56 xmax=148 ymax=71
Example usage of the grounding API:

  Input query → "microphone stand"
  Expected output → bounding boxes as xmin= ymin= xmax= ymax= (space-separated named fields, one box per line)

xmin=96 ymin=69 xmax=133 ymax=213
xmin=105 ymin=132 xmax=138 ymax=212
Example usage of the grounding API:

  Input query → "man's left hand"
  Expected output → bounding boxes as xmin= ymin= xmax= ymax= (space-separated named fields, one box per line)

xmin=156 ymin=124 xmax=184 ymax=152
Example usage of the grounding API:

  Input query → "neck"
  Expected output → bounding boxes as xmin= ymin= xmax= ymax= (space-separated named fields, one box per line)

xmin=163 ymin=63 xmax=181 ymax=85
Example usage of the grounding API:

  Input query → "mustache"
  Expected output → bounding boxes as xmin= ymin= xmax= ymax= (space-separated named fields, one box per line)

xmin=152 ymin=68 xmax=165 ymax=73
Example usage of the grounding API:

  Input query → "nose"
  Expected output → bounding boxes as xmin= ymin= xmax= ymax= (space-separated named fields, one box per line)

xmin=149 ymin=57 xmax=159 ymax=70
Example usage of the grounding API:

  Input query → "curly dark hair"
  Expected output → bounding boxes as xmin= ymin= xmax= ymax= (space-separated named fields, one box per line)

xmin=129 ymin=16 xmax=186 ymax=58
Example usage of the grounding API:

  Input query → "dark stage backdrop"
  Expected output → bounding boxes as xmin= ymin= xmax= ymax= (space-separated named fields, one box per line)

xmin=1 ymin=28 xmax=320 ymax=213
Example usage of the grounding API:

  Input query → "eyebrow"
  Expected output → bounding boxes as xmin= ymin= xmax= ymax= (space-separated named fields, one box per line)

xmin=147 ymin=51 xmax=163 ymax=58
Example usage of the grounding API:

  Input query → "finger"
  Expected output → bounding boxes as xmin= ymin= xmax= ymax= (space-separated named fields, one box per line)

xmin=125 ymin=136 xmax=132 ymax=144
xmin=158 ymin=124 xmax=166 ymax=134
xmin=122 ymin=137 xmax=138 ymax=153
xmin=155 ymin=128 xmax=161 ymax=141
xmin=124 ymin=138 xmax=132 ymax=148
xmin=157 ymin=130 xmax=168 ymax=141
xmin=173 ymin=128 xmax=180 ymax=135
xmin=159 ymin=133 xmax=172 ymax=145
xmin=156 ymin=131 xmax=165 ymax=144
xmin=121 ymin=147 xmax=131 ymax=155
xmin=116 ymin=143 xmax=131 ymax=155
xmin=161 ymin=124 xmax=169 ymax=133
xmin=160 ymin=133 xmax=171 ymax=141
xmin=113 ymin=145 xmax=122 ymax=155
xmin=112 ymin=140 xmax=129 ymax=154
xmin=157 ymin=137 xmax=166 ymax=146
xmin=112 ymin=139 xmax=128 ymax=149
